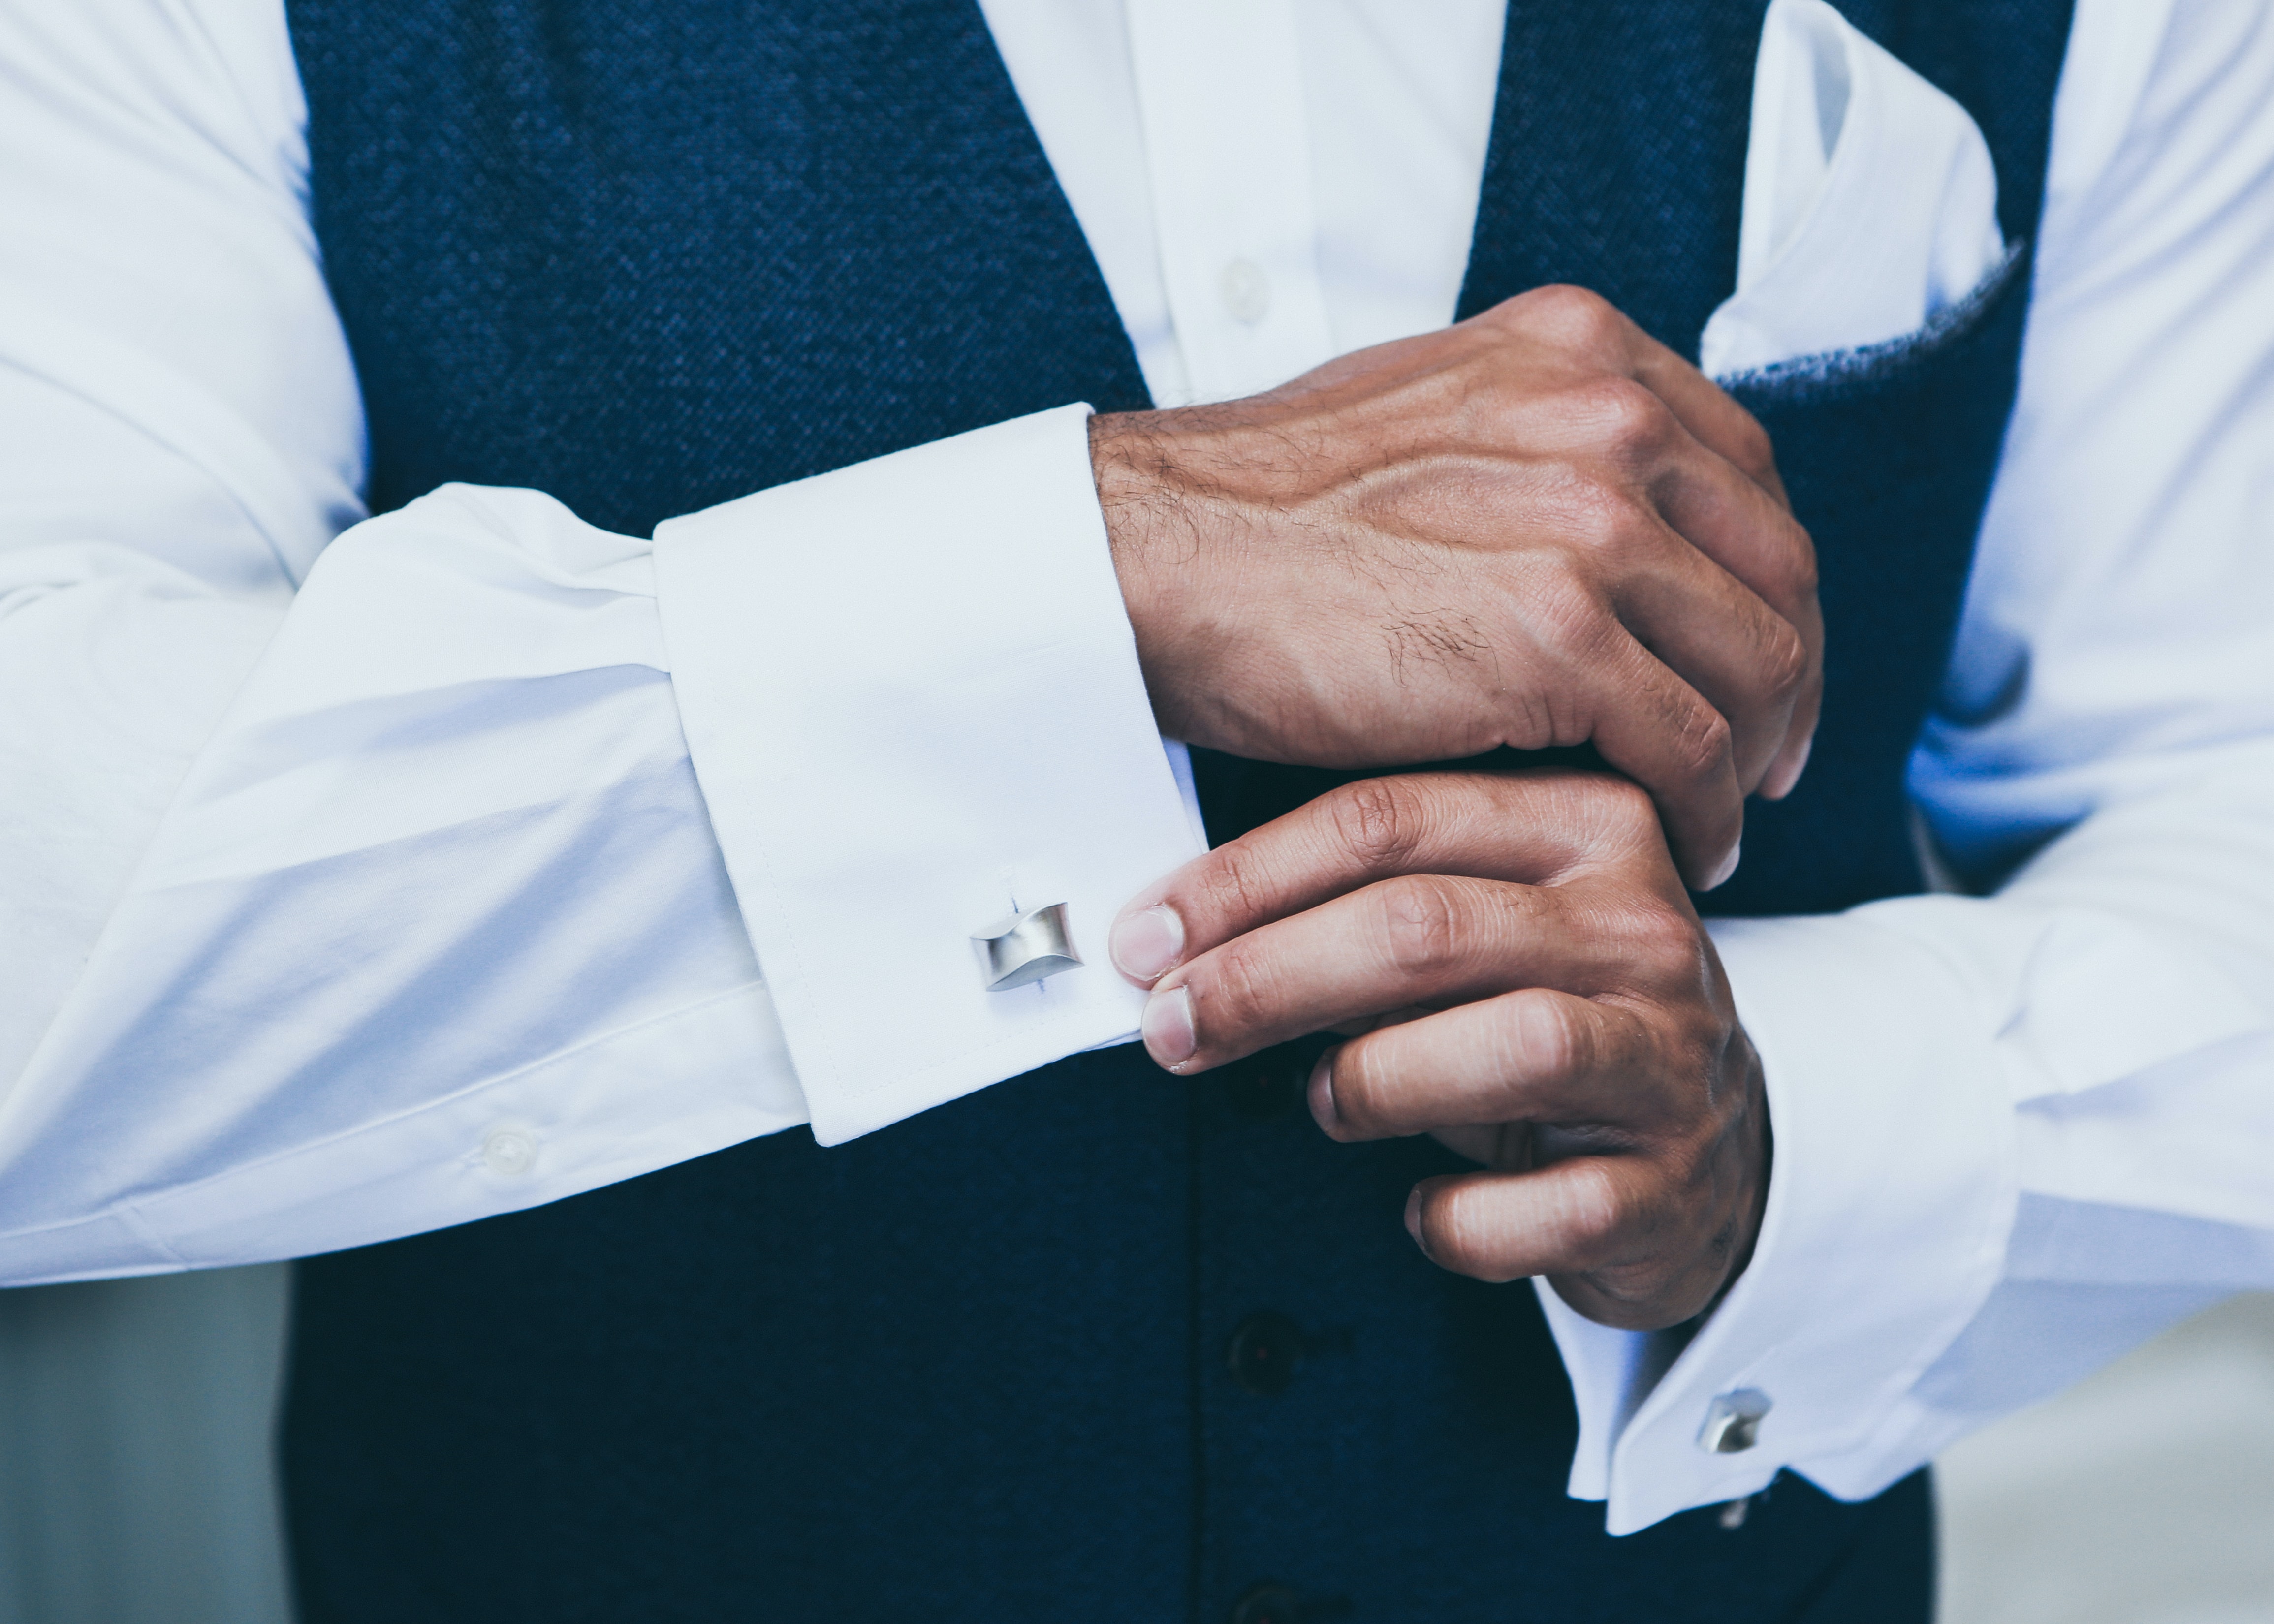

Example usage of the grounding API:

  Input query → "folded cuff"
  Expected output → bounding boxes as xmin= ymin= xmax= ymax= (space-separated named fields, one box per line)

xmin=1544 ymin=908 xmax=2020 ymax=1534
xmin=654 ymin=406 xmax=1202 ymax=1144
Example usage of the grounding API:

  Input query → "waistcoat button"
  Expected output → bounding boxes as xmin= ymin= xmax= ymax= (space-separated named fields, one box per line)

xmin=1226 ymin=1311 xmax=1305 ymax=1395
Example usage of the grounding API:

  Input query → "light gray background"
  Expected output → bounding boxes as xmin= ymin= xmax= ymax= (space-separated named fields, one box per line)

xmin=0 ymin=1268 xmax=291 ymax=1624
xmin=0 ymin=1270 xmax=2268 ymax=1623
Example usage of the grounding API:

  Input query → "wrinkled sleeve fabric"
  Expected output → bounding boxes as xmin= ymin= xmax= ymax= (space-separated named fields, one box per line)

xmin=1545 ymin=0 xmax=2274 ymax=1535
xmin=0 ymin=0 xmax=1194 ymax=1282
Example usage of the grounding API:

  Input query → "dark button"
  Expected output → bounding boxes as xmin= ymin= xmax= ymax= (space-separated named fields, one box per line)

xmin=1226 ymin=1311 xmax=1305 ymax=1395
xmin=1229 ymin=1584 xmax=1304 ymax=1624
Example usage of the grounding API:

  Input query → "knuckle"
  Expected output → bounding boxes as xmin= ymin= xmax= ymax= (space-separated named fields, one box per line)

xmin=1527 ymin=547 xmax=1613 ymax=633
xmin=1195 ymin=936 xmax=1279 ymax=1043
xmin=1556 ymin=1162 xmax=1630 ymax=1261
xmin=1326 ymin=776 xmax=1431 ymax=873
xmin=1568 ymin=375 xmax=1675 ymax=460
xmin=1554 ymin=480 xmax=1652 ymax=562
xmin=1669 ymin=702 xmax=1734 ymax=786
xmin=1527 ymin=283 xmax=1625 ymax=351
xmin=1191 ymin=837 xmax=1278 ymax=934
xmin=1755 ymin=619 xmax=1811 ymax=710
xmin=1783 ymin=518 xmax=1822 ymax=601
xmin=1376 ymin=873 xmax=1474 ymax=979
xmin=1513 ymin=993 xmax=1589 ymax=1081
xmin=1619 ymin=902 xmax=1706 ymax=986
xmin=1519 ymin=562 xmax=1622 ymax=695
xmin=1726 ymin=411 xmax=1777 ymax=485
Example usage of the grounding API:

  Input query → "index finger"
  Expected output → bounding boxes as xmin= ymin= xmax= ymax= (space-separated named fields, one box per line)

xmin=1620 ymin=333 xmax=1822 ymax=798
xmin=1501 ymin=288 xmax=1817 ymax=795
xmin=1622 ymin=325 xmax=1790 ymax=509
xmin=1105 ymin=770 xmax=1669 ymax=987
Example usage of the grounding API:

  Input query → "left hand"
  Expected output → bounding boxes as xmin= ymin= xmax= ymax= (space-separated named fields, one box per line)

xmin=1106 ymin=769 xmax=1769 ymax=1331
xmin=1093 ymin=284 xmax=1823 ymax=891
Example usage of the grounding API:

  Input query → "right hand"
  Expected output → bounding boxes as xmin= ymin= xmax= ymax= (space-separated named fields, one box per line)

xmin=1107 ymin=769 xmax=1770 ymax=1331
xmin=1092 ymin=283 xmax=1821 ymax=890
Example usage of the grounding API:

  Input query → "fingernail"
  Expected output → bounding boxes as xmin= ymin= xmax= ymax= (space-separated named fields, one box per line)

xmin=1110 ymin=904 xmax=1185 ymax=984
xmin=1403 ymin=1186 xmax=1428 ymax=1255
xmin=1765 ymin=735 xmax=1813 ymax=799
xmin=1704 ymin=840 xmax=1741 ymax=891
xmin=1307 ymin=1048 xmax=1342 ymax=1138
xmin=1140 ymin=985 xmax=1196 ymax=1069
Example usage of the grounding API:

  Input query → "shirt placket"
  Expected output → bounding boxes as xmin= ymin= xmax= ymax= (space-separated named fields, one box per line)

xmin=1125 ymin=0 xmax=1337 ymax=406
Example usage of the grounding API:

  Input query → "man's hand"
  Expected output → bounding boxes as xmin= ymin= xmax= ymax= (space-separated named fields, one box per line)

xmin=1106 ymin=770 xmax=1769 ymax=1331
xmin=1094 ymin=284 xmax=1820 ymax=890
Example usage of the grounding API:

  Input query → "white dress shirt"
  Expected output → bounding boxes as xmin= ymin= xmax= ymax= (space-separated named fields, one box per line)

xmin=2 ymin=0 xmax=2272 ymax=1536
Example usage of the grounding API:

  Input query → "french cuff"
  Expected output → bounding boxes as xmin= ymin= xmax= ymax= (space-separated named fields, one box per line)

xmin=653 ymin=405 xmax=1203 ymax=1145
xmin=1542 ymin=910 xmax=2019 ymax=1535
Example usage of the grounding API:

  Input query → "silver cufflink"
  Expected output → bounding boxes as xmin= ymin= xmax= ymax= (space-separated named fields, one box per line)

xmin=1698 ymin=1389 xmax=1772 ymax=1454
xmin=971 ymin=902 xmax=1082 ymax=991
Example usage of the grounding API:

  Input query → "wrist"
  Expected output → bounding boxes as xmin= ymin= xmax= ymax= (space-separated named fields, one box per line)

xmin=1089 ymin=409 xmax=1220 ymax=748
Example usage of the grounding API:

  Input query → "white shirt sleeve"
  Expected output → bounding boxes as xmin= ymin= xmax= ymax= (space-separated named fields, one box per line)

xmin=1545 ymin=0 xmax=2274 ymax=1535
xmin=0 ymin=0 xmax=1196 ymax=1282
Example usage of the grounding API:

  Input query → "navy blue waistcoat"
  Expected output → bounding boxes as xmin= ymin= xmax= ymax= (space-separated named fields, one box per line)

xmin=279 ymin=4 xmax=2071 ymax=1620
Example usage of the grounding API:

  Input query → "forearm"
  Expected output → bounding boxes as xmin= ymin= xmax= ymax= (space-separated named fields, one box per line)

xmin=0 ymin=488 xmax=801 ymax=1280
xmin=1 ymin=0 xmax=1211 ymax=1276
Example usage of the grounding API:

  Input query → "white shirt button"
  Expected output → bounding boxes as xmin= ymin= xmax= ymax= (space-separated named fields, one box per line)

xmin=481 ymin=1125 xmax=538 ymax=1177
xmin=1219 ymin=257 xmax=1271 ymax=324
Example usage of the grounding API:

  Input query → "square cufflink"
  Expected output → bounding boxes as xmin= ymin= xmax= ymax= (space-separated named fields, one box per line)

xmin=972 ymin=902 xmax=1083 ymax=991
xmin=1697 ymin=1388 xmax=1772 ymax=1454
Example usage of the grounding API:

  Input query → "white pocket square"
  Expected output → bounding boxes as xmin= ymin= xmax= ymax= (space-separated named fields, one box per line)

xmin=1701 ymin=0 xmax=2009 ymax=379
